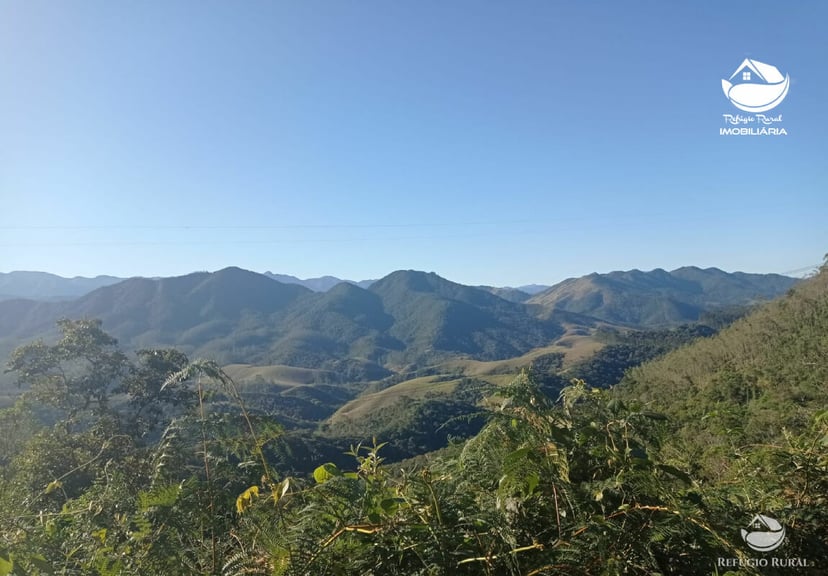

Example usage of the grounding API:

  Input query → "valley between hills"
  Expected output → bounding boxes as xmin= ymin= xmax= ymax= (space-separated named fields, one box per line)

xmin=2 ymin=263 xmax=826 ymax=574
xmin=0 ymin=265 xmax=799 ymax=462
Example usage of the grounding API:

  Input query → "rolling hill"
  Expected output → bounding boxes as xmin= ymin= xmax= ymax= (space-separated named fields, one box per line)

xmin=0 ymin=264 xmax=810 ymax=473
xmin=0 ymin=268 xmax=564 ymax=373
xmin=0 ymin=267 xmax=310 ymax=345
xmin=368 ymin=271 xmax=563 ymax=366
xmin=0 ymin=270 xmax=374 ymax=302
xmin=0 ymin=267 xmax=799 ymax=375
xmin=528 ymin=266 xmax=798 ymax=326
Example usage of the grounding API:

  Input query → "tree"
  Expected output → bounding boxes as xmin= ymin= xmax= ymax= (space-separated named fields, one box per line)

xmin=7 ymin=318 xmax=128 ymax=425
xmin=6 ymin=319 xmax=194 ymax=442
xmin=122 ymin=348 xmax=193 ymax=440
xmin=1 ymin=321 xmax=275 ymax=574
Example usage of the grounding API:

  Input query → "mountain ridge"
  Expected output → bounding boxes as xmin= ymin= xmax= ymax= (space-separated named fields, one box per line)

xmin=0 ymin=264 xmax=813 ymax=410
xmin=0 ymin=266 xmax=799 ymax=378
xmin=0 ymin=271 xmax=124 ymax=302
xmin=615 ymin=265 xmax=828 ymax=482
xmin=528 ymin=266 xmax=798 ymax=326
xmin=0 ymin=266 xmax=796 ymax=305
xmin=0 ymin=268 xmax=563 ymax=371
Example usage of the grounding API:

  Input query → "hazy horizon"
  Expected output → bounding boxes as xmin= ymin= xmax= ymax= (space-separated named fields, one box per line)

xmin=0 ymin=261 xmax=815 ymax=292
xmin=3 ymin=2 xmax=826 ymax=286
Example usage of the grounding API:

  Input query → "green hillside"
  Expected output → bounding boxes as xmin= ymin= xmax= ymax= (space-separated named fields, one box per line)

xmin=529 ymin=267 xmax=798 ymax=326
xmin=368 ymin=270 xmax=563 ymax=364
xmin=0 ymin=267 xmax=824 ymax=574
xmin=0 ymin=269 xmax=564 ymax=372
xmin=616 ymin=266 xmax=828 ymax=481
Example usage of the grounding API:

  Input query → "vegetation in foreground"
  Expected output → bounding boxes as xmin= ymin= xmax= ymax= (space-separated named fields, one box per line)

xmin=0 ymin=266 xmax=826 ymax=575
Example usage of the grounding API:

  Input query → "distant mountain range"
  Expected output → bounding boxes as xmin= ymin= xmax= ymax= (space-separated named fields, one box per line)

xmin=262 ymin=272 xmax=376 ymax=292
xmin=527 ymin=267 xmax=797 ymax=326
xmin=0 ymin=267 xmax=798 ymax=375
xmin=0 ymin=271 xmax=124 ymax=301
xmin=0 ymin=271 xmax=549 ymax=301
xmin=0 ymin=268 xmax=561 ymax=373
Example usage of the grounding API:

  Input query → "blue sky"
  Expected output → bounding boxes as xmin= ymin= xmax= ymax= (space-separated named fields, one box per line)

xmin=2 ymin=1 xmax=826 ymax=286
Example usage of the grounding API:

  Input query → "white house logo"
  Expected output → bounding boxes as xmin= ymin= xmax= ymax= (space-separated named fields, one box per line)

xmin=717 ymin=514 xmax=810 ymax=569
xmin=719 ymin=58 xmax=790 ymax=136
xmin=722 ymin=58 xmax=790 ymax=112
xmin=741 ymin=514 xmax=786 ymax=552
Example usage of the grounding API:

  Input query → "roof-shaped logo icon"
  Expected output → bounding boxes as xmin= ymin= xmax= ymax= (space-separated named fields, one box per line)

xmin=740 ymin=514 xmax=786 ymax=552
xmin=722 ymin=58 xmax=790 ymax=113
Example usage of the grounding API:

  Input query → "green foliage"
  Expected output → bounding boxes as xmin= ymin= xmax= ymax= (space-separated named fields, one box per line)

xmin=322 ymin=385 xmax=487 ymax=464
xmin=619 ymin=268 xmax=828 ymax=482
xmin=237 ymin=366 xmax=824 ymax=574
xmin=1 ymin=264 xmax=825 ymax=576
xmin=566 ymin=324 xmax=716 ymax=389
xmin=122 ymin=348 xmax=193 ymax=438
xmin=6 ymin=318 xmax=128 ymax=420
xmin=0 ymin=321 xmax=280 ymax=575
xmin=230 ymin=374 xmax=736 ymax=575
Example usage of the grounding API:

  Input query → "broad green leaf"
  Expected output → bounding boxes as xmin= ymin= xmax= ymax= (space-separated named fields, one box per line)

xmin=313 ymin=462 xmax=341 ymax=484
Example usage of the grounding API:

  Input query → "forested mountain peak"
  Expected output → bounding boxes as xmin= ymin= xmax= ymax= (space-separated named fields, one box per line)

xmin=369 ymin=270 xmax=452 ymax=294
xmin=528 ymin=266 xmax=798 ymax=326
xmin=370 ymin=270 xmax=518 ymax=308
xmin=0 ymin=266 xmax=801 ymax=371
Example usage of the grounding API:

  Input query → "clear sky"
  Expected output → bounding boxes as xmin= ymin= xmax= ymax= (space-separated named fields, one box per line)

xmin=2 ymin=1 xmax=826 ymax=286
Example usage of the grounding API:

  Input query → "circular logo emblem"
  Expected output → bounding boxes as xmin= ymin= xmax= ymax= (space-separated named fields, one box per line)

xmin=741 ymin=514 xmax=786 ymax=552
xmin=722 ymin=58 xmax=790 ymax=113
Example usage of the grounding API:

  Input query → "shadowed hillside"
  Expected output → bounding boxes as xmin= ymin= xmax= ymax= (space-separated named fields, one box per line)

xmin=369 ymin=270 xmax=562 ymax=365
xmin=0 ymin=269 xmax=564 ymax=371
